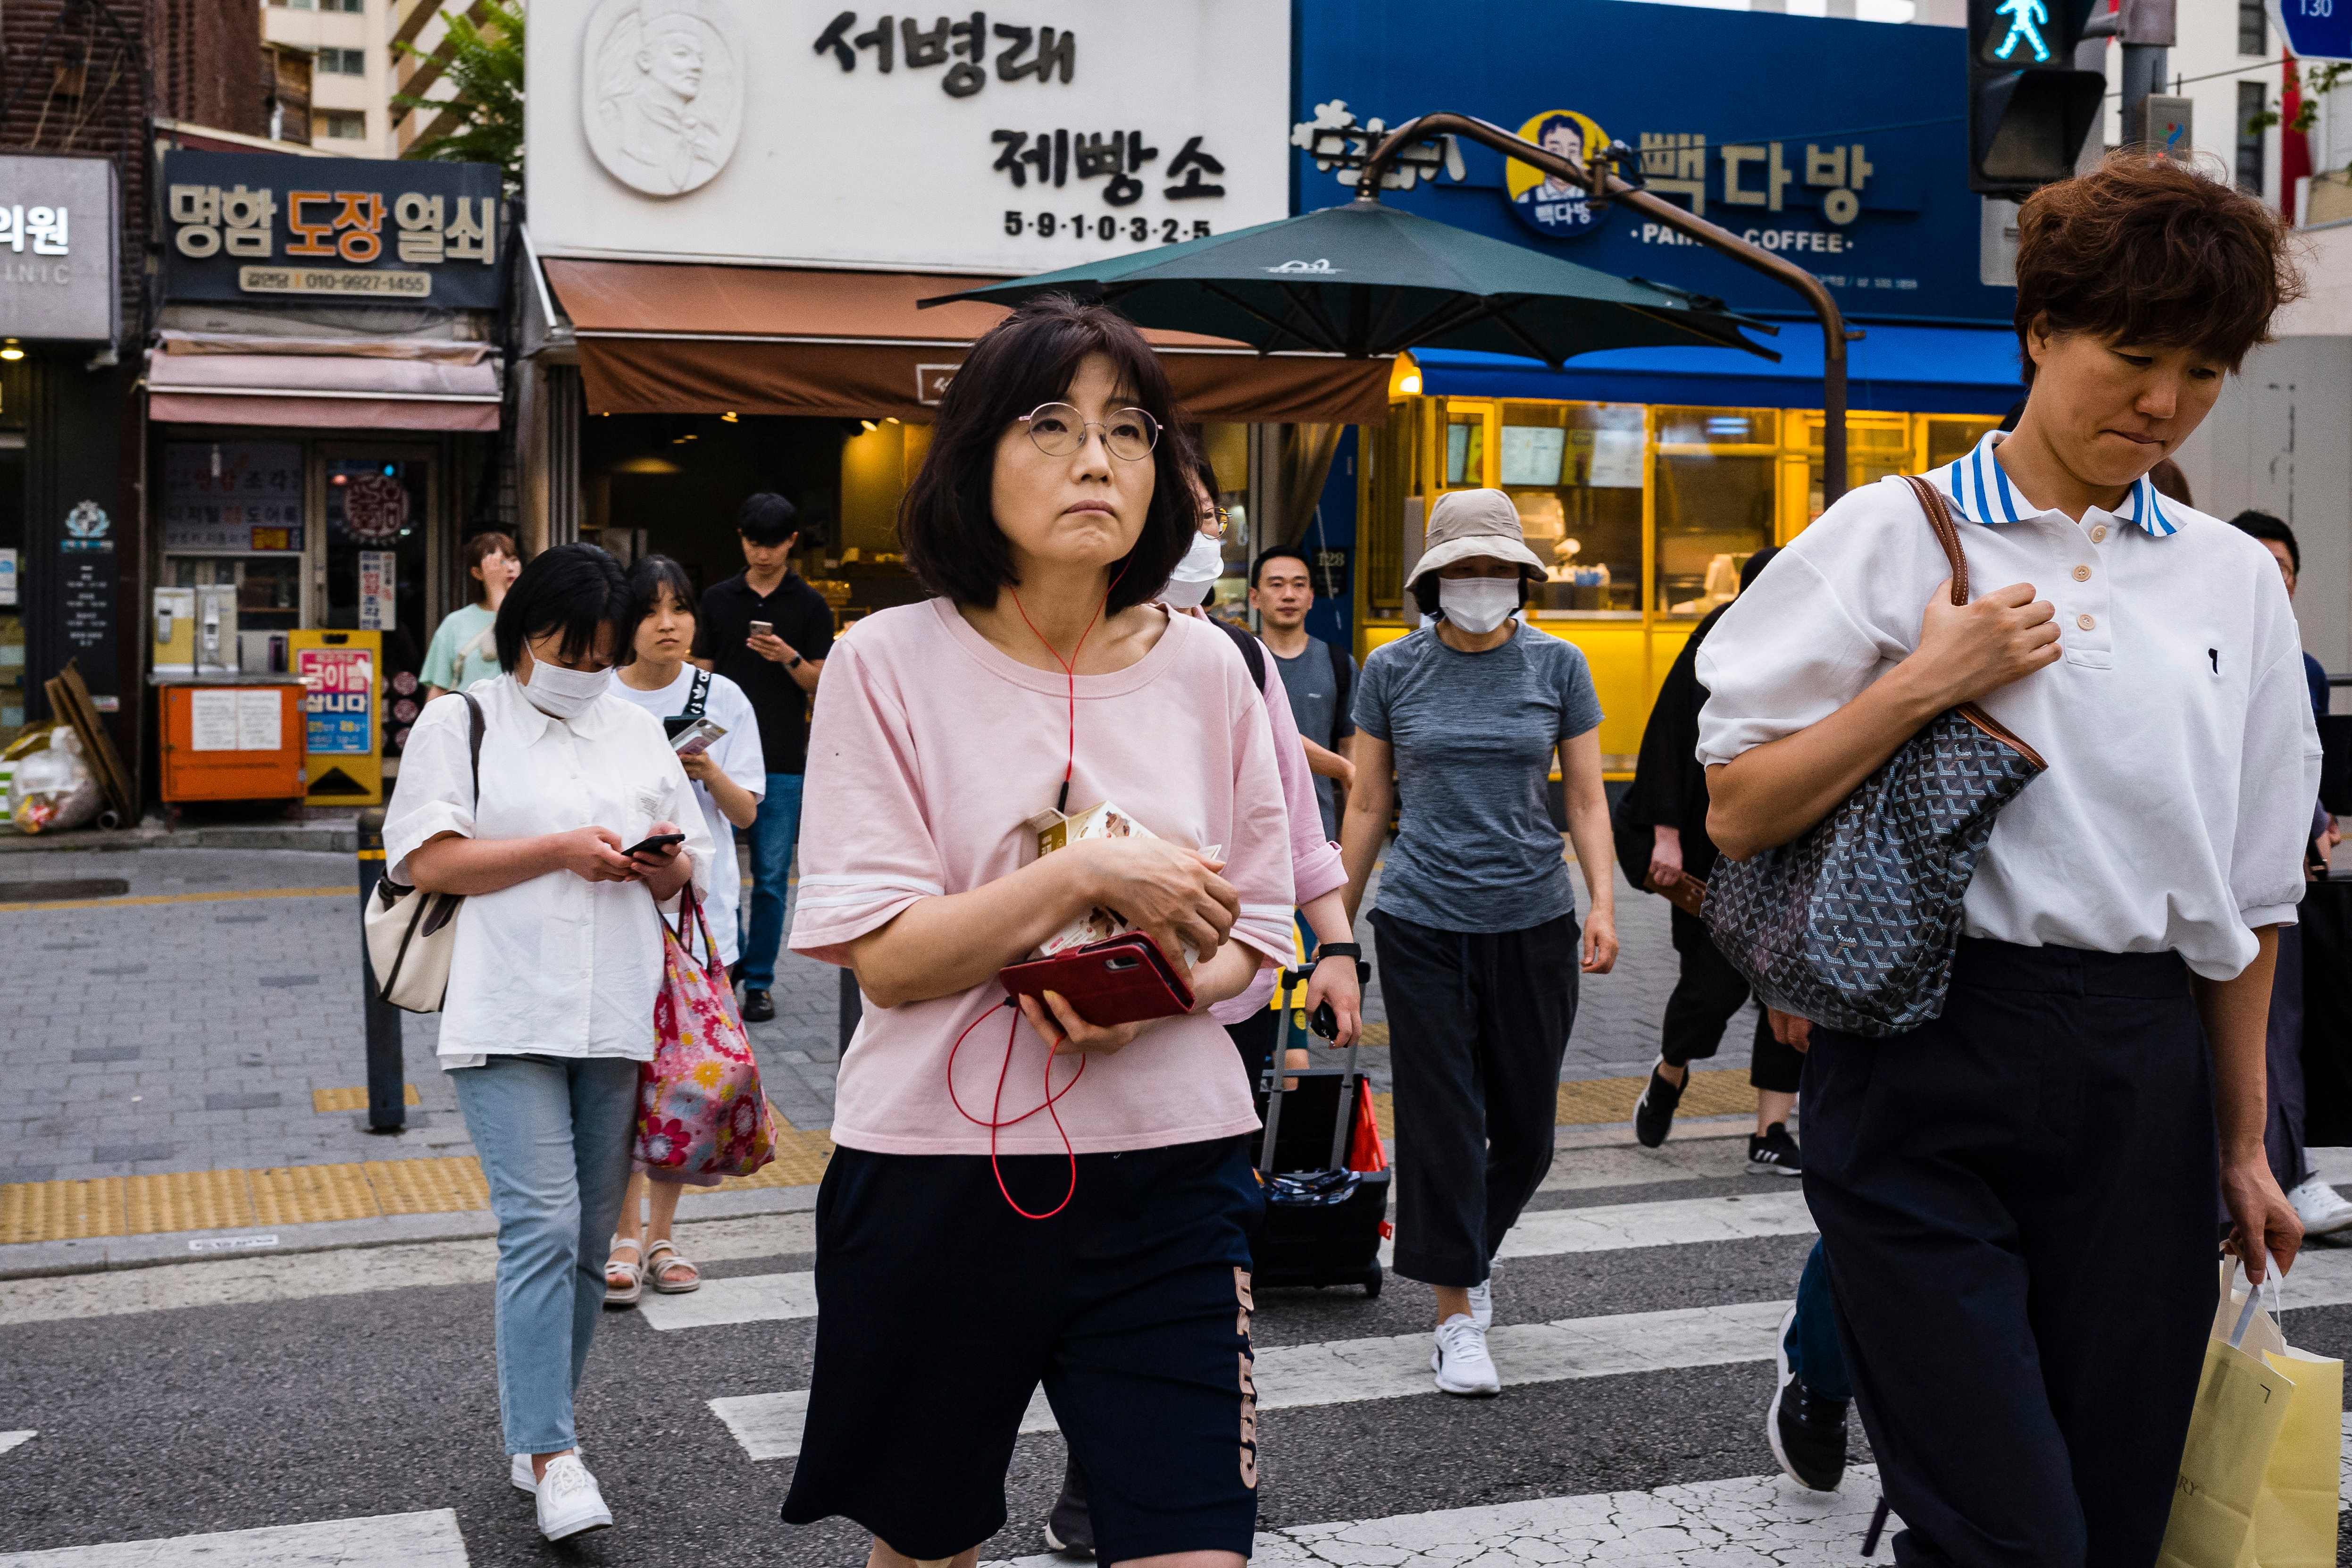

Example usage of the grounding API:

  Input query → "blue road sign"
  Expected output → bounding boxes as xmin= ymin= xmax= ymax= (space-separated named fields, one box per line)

xmin=2270 ymin=0 xmax=2352 ymax=62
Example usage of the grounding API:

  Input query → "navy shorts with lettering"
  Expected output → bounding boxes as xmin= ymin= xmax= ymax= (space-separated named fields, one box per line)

xmin=780 ymin=1135 xmax=1265 ymax=1563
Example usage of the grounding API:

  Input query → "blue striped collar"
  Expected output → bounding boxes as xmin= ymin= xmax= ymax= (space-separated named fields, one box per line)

xmin=1933 ymin=430 xmax=2178 ymax=538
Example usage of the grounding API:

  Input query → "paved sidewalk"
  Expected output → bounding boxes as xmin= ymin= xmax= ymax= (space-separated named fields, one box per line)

xmin=0 ymin=841 xmax=1752 ymax=1247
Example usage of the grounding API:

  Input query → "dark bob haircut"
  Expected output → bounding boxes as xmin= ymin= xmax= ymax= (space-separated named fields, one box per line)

xmin=897 ymin=293 xmax=1199 ymax=615
xmin=738 ymin=492 xmax=799 ymax=546
xmin=629 ymin=553 xmax=699 ymax=623
xmin=2014 ymin=151 xmax=2303 ymax=384
xmin=2230 ymin=509 xmax=2300 ymax=574
xmin=494 ymin=542 xmax=636 ymax=672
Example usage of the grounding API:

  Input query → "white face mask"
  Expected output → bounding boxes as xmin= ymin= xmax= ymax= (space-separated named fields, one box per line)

xmin=1436 ymin=576 xmax=1521 ymax=635
xmin=1155 ymin=530 xmax=1226 ymax=609
xmin=518 ymin=659 xmax=613 ymax=720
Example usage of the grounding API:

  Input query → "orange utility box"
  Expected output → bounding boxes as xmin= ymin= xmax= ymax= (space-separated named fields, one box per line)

xmin=158 ymin=679 xmax=307 ymax=815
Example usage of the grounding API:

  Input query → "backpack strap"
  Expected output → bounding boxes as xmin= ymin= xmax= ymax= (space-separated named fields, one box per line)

xmin=460 ymin=692 xmax=484 ymax=809
xmin=1326 ymin=636 xmax=1355 ymax=728
xmin=683 ymin=667 xmax=712 ymax=721
xmin=1214 ymin=617 xmax=1267 ymax=692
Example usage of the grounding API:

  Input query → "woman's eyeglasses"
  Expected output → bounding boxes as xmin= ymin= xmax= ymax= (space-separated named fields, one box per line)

xmin=1020 ymin=402 xmax=1161 ymax=462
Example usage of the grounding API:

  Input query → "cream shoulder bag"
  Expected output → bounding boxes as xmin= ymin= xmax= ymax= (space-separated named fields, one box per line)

xmin=364 ymin=692 xmax=483 ymax=1013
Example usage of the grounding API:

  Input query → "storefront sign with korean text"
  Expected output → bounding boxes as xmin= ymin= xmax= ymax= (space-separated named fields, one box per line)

xmin=160 ymin=151 xmax=503 ymax=311
xmin=0 ymin=154 xmax=119 ymax=342
xmin=160 ymin=442 xmax=305 ymax=554
xmin=526 ymin=0 xmax=1288 ymax=272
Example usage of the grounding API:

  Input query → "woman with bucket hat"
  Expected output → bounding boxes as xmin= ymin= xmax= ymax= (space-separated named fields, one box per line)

xmin=1339 ymin=488 xmax=1619 ymax=1397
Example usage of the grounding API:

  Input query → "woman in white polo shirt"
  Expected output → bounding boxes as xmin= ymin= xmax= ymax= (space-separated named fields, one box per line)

xmin=1699 ymin=153 xmax=2318 ymax=1563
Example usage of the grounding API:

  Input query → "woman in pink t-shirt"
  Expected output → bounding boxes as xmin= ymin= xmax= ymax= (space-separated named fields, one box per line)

xmin=779 ymin=296 xmax=1293 ymax=1568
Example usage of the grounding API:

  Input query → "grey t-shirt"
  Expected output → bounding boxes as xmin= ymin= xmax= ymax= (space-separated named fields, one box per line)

xmin=1270 ymin=641 xmax=1357 ymax=842
xmin=1353 ymin=621 xmax=1603 ymax=934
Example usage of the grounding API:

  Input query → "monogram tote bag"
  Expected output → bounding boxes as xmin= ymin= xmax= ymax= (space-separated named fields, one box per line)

xmin=1701 ymin=476 xmax=2047 ymax=1038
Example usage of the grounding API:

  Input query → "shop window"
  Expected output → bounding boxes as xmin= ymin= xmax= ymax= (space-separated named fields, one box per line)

xmin=1925 ymin=416 xmax=2001 ymax=469
xmin=1501 ymin=402 xmax=1643 ymax=616
xmin=1802 ymin=415 xmax=1914 ymax=520
xmin=1655 ymin=407 xmax=1777 ymax=618
xmin=1197 ymin=421 xmax=1250 ymax=615
xmin=0 ymin=434 xmax=24 ymax=749
xmin=1439 ymin=401 xmax=1485 ymax=488
xmin=1364 ymin=402 xmax=1413 ymax=615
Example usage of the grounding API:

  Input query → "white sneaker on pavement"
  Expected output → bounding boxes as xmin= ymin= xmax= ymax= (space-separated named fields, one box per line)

xmin=508 ymin=1442 xmax=582 ymax=1494
xmin=1431 ymin=1314 xmax=1501 ymax=1397
xmin=2289 ymin=1174 xmax=2352 ymax=1236
xmin=1467 ymin=1278 xmax=1493 ymax=1330
xmin=533 ymin=1453 xmax=613 ymax=1541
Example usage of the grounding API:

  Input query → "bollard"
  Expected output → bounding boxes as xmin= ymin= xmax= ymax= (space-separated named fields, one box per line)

xmin=356 ymin=807 xmax=407 ymax=1133
xmin=838 ymin=965 xmax=862 ymax=1053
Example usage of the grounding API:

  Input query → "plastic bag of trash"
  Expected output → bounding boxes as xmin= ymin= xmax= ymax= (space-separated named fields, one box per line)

xmin=5 ymin=722 xmax=100 ymax=834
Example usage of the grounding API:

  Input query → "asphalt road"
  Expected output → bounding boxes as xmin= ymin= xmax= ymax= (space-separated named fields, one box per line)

xmin=8 ymin=1139 xmax=2352 ymax=1566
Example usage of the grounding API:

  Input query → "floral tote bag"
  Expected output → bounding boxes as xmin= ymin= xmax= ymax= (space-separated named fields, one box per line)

xmin=636 ymin=889 xmax=778 ymax=1181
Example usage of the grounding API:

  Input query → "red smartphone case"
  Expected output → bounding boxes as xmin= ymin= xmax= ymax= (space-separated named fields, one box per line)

xmin=998 ymin=932 xmax=1195 ymax=1027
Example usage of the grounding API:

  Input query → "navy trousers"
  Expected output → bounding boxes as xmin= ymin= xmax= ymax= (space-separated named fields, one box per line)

xmin=1802 ymin=939 xmax=2217 ymax=1568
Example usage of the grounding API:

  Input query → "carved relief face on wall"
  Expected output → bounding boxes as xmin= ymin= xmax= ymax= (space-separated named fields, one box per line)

xmin=583 ymin=0 xmax=742 ymax=198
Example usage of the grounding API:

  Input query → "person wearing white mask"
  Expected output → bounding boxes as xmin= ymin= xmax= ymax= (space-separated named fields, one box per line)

xmin=1339 ymin=488 xmax=1618 ymax=1398
xmin=382 ymin=542 xmax=713 ymax=1543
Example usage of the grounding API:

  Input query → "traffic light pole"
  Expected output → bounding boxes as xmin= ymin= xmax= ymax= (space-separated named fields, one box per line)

xmin=1357 ymin=112 xmax=1855 ymax=506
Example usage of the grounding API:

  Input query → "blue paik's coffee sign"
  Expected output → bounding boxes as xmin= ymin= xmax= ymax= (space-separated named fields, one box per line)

xmin=1294 ymin=0 xmax=2010 ymax=325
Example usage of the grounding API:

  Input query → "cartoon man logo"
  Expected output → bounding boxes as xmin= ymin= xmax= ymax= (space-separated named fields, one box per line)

xmin=1503 ymin=109 xmax=1611 ymax=241
xmin=584 ymin=0 xmax=742 ymax=197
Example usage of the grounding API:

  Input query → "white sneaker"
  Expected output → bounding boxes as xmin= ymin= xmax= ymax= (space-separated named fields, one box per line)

xmin=1431 ymin=1314 xmax=1501 ymax=1397
xmin=533 ymin=1453 xmax=613 ymax=1541
xmin=1467 ymin=1278 xmax=1493 ymax=1330
xmin=2289 ymin=1174 xmax=2352 ymax=1236
xmin=508 ymin=1442 xmax=582 ymax=1494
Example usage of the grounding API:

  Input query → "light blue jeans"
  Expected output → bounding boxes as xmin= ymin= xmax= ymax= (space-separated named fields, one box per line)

xmin=741 ymin=771 xmax=805 ymax=989
xmin=451 ymin=1054 xmax=641 ymax=1456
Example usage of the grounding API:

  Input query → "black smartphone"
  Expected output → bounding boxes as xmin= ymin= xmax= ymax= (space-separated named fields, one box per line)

xmin=623 ymin=831 xmax=686 ymax=859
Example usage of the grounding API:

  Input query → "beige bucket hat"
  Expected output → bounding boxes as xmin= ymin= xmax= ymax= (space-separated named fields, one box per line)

xmin=1406 ymin=488 xmax=1547 ymax=587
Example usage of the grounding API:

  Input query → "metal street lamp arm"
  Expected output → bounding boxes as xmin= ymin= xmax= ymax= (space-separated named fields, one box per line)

xmin=1357 ymin=112 xmax=1853 ymax=505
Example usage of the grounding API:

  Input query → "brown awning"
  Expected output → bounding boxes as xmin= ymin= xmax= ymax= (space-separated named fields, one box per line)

xmin=543 ymin=260 xmax=1391 ymax=426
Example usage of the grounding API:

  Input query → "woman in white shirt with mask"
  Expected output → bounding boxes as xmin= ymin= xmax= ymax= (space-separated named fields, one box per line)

xmin=383 ymin=542 xmax=712 ymax=1543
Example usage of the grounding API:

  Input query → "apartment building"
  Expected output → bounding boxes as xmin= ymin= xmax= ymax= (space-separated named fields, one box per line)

xmin=259 ymin=0 xmax=465 ymax=158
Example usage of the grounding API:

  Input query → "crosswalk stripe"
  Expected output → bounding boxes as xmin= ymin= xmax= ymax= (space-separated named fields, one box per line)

xmin=712 ymin=1299 xmax=1798 ymax=1462
xmin=0 ymin=1509 xmax=468 ymax=1567
xmin=650 ymin=1191 xmax=1817 ymax=1333
xmin=0 ymin=1431 xmax=33 ymax=1458
xmin=988 ymin=1467 xmax=1897 ymax=1568
xmin=713 ymin=1246 xmax=2352 ymax=1463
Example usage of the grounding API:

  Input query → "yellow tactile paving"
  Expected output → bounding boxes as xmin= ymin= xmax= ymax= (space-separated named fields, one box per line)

xmin=249 ymin=1163 xmax=380 ymax=1227
xmin=310 ymin=1085 xmax=423 ymax=1114
xmin=0 ymin=885 xmax=349 ymax=915
xmin=366 ymin=1156 xmax=492 ymax=1216
xmin=0 ymin=1070 xmax=1768 ymax=1245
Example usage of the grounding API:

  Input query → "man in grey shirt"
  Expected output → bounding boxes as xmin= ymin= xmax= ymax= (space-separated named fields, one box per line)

xmin=1249 ymin=545 xmax=1357 ymax=840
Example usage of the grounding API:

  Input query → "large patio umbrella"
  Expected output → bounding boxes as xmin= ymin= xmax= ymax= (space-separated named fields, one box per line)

xmin=920 ymin=198 xmax=1774 ymax=369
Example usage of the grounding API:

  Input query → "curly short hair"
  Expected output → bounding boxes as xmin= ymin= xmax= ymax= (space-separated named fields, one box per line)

xmin=2013 ymin=151 xmax=2302 ymax=384
xmin=897 ymin=293 xmax=1198 ymax=615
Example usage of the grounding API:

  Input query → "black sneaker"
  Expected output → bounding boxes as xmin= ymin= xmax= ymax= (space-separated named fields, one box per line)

xmin=1767 ymin=1305 xmax=1849 ymax=1490
xmin=1042 ymin=1454 xmax=1094 ymax=1557
xmin=1748 ymin=1121 xmax=1802 ymax=1176
xmin=1633 ymin=1062 xmax=1685 ymax=1148
xmin=740 ymin=988 xmax=776 ymax=1023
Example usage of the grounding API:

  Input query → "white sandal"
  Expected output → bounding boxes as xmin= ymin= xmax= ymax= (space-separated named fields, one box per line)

xmin=645 ymin=1238 xmax=702 ymax=1295
xmin=604 ymin=1240 xmax=644 ymax=1308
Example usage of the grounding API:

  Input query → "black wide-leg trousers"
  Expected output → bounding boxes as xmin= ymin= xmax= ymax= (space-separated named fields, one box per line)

xmin=1371 ymin=908 xmax=1581 ymax=1289
xmin=1802 ymin=938 xmax=2218 ymax=1568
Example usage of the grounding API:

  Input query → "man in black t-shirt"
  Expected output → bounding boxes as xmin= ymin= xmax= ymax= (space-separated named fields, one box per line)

xmin=698 ymin=493 xmax=833 ymax=1021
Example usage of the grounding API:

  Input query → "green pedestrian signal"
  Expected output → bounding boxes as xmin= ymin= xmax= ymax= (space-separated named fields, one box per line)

xmin=1968 ymin=0 xmax=2106 ymax=194
xmin=1987 ymin=0 xmax=2054 ymax=62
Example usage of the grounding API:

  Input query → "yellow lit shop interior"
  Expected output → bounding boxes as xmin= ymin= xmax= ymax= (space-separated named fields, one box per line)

xmin=1361 ymin=358 xmax=2008 ymax=769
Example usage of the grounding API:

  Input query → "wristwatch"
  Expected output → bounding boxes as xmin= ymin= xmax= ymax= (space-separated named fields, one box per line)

xmin=785 ymin=651 xmax=804 ymax=670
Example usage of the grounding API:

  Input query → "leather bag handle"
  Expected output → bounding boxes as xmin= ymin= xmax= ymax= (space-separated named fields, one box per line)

xmin=1899 ymin=474 xmax=1970 ymax=605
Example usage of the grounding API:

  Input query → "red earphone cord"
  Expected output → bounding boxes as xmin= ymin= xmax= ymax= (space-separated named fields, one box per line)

xmin=946 ymin=570 xmax=1123 ymax=1219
